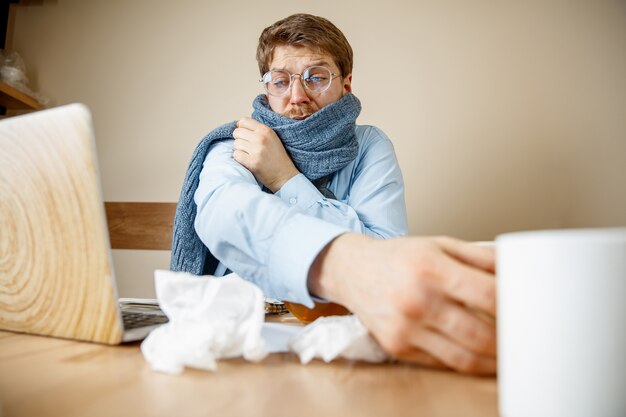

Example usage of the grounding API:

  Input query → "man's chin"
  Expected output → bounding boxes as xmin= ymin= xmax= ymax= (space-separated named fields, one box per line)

xmin=290 ymin=114 xmax=311 ymax=121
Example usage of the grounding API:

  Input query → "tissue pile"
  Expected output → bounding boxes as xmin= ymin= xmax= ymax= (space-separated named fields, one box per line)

xmin=141 ymin=270 xmax=388 ymax=374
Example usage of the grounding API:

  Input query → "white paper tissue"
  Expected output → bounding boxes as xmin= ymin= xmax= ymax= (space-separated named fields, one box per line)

xmin=141 ymin=270 xmax=268 ymax=374
xmin=289 ymin=315 xmax=388 ymax=364
xmin=141 ymin=270 xmax=388 ymax=374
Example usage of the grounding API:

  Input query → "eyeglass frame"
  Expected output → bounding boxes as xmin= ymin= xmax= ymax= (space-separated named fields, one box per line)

xmin=260 ymin=66 xmax=343 ymax=97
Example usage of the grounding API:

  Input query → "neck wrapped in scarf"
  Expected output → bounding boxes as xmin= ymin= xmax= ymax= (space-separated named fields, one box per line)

xmin=251 ymin=93 xmax=361 ymax=180
xmin=170 ymin=92 xmax=362 ymax=275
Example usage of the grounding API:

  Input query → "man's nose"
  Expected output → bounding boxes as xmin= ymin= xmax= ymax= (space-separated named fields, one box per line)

xmin=289 ymin=76 xmax=310 ymax=104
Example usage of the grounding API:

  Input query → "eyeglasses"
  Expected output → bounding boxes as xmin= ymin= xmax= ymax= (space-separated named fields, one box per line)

xmin=260 ymin=66 xmax=341 ymax=97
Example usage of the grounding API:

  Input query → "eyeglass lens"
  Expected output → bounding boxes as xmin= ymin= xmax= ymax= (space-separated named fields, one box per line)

xmin=263 ymin=66 xmax=334 ymax=96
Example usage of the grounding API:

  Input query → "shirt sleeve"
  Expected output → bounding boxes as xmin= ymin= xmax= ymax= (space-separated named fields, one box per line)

xmin=275 ymin=126 xmax=408 ymax=238
xmin=193 ymin=139 xmax=347 ymax=307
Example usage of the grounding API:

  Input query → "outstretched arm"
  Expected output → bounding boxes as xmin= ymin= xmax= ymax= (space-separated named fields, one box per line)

xmin=308 ymin=233 xmax=497 ymax=375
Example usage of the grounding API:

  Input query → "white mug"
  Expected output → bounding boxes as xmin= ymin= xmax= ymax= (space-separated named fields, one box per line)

xmin=496 ymin=227 xmax=626 ymax=417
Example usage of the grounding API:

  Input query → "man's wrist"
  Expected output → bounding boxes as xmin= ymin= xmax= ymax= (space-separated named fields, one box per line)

xmin=306 ymin=236 xmax=337 ymax=299
xmin=268 ymin=168 xmax=300 ymax=193
xmin=307 ymin=233 xmax=373 ymax=305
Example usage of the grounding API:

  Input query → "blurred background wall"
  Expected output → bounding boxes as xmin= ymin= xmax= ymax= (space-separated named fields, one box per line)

xmin=8 ymin=0 xmax=626 ymax=297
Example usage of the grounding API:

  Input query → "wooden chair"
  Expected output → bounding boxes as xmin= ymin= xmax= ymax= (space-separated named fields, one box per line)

xmin=104 ymin=202 xmax=177 ymax=250
xmin=104 ymin=202 xmax=292 ymax=318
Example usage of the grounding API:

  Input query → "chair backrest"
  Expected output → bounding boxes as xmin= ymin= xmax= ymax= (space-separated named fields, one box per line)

xmin=104 ymin=202 xmax=177 ymax=250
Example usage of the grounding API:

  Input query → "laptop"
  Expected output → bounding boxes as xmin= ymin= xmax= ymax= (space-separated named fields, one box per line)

xmin=0 ymin=103 xmax=168 ymax=344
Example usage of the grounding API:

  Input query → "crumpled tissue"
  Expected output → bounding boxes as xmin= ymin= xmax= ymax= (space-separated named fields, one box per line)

xmin=289 ymin=315 xmax=388 ymax=364
xmin=141 ymin=270 xmax=389 ymax=374
xmin=141 ymin=270 xmax=268 ymax=374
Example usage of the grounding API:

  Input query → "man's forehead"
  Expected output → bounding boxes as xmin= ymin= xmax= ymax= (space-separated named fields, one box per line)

xmin=269 ymin=45 xmax=336 ymax=70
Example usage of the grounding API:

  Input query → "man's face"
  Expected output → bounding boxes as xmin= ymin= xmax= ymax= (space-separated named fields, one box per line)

xmin=265 ymin=45 xmax=352 ymax=120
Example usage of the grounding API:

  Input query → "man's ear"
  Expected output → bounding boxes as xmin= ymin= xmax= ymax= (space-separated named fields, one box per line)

xmin=343 ymin=74 xmax=353 ymax=94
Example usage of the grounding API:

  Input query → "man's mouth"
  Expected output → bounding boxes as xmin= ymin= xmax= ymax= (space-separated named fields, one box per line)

xmin=284 ymin=105 xmax=315 ymax=120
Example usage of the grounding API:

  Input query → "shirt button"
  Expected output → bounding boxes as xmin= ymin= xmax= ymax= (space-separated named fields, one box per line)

xmin=289 ymin=197 xmax=297 ymax=205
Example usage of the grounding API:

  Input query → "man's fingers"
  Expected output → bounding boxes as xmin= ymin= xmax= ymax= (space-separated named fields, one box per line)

xmin=232 ymin=137 xmax=252 ymax=155
xmin=232 ymin=149 xmax=249 ymax=166
xmin=436 ymin=252 xmax=496 ymax=316
xmin=408 ymin=328 xmax=497 ymax=375
xmin=232 ymin=127 xmax=254 ymax=142
xmin=393 ymin=347 xmax=450 ymax=371
xmin=425 ymin=299 xmax=496 ymax=356
xmin=236 ymin=117 xmax=263 ymax=131
xmin=435 ymin=236 xmax=495 ymax=273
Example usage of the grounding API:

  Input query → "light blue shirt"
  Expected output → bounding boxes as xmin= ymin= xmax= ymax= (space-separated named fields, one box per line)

xmin=194 ymin=125 xmax=408 ymax=308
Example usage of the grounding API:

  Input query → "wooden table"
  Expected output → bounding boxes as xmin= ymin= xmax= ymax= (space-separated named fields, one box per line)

xmin=0 ymin=329 xmax=499 ymax=417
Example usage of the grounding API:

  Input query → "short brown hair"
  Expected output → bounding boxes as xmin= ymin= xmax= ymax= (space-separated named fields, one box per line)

xmin=256 ymin=13 xmax=353 ymax=78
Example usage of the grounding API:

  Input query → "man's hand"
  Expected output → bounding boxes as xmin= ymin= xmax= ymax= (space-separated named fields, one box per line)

xmin=232 ymin=117 xmax=300 ymax=192
xmin=308 ymin=234 xmax=497 ymax=375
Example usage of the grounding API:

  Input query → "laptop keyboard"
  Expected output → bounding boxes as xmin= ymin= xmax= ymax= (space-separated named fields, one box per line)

xmin=122 ymin=311 xmax=169 ymax=330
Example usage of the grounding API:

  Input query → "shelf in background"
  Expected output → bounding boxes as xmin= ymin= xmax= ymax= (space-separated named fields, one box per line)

xmin=0 ymin=79 xmax=42 ymax=111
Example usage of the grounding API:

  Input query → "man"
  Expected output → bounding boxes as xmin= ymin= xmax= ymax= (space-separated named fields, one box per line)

xmin=172 ymin=14 xmax=496 ymax=375
xmin=172 ymin=13 xmax=407 ymax=298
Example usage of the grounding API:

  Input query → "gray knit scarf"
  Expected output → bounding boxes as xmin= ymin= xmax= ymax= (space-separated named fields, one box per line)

xmin=170 ymin=92 xmax=362 ymax=274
